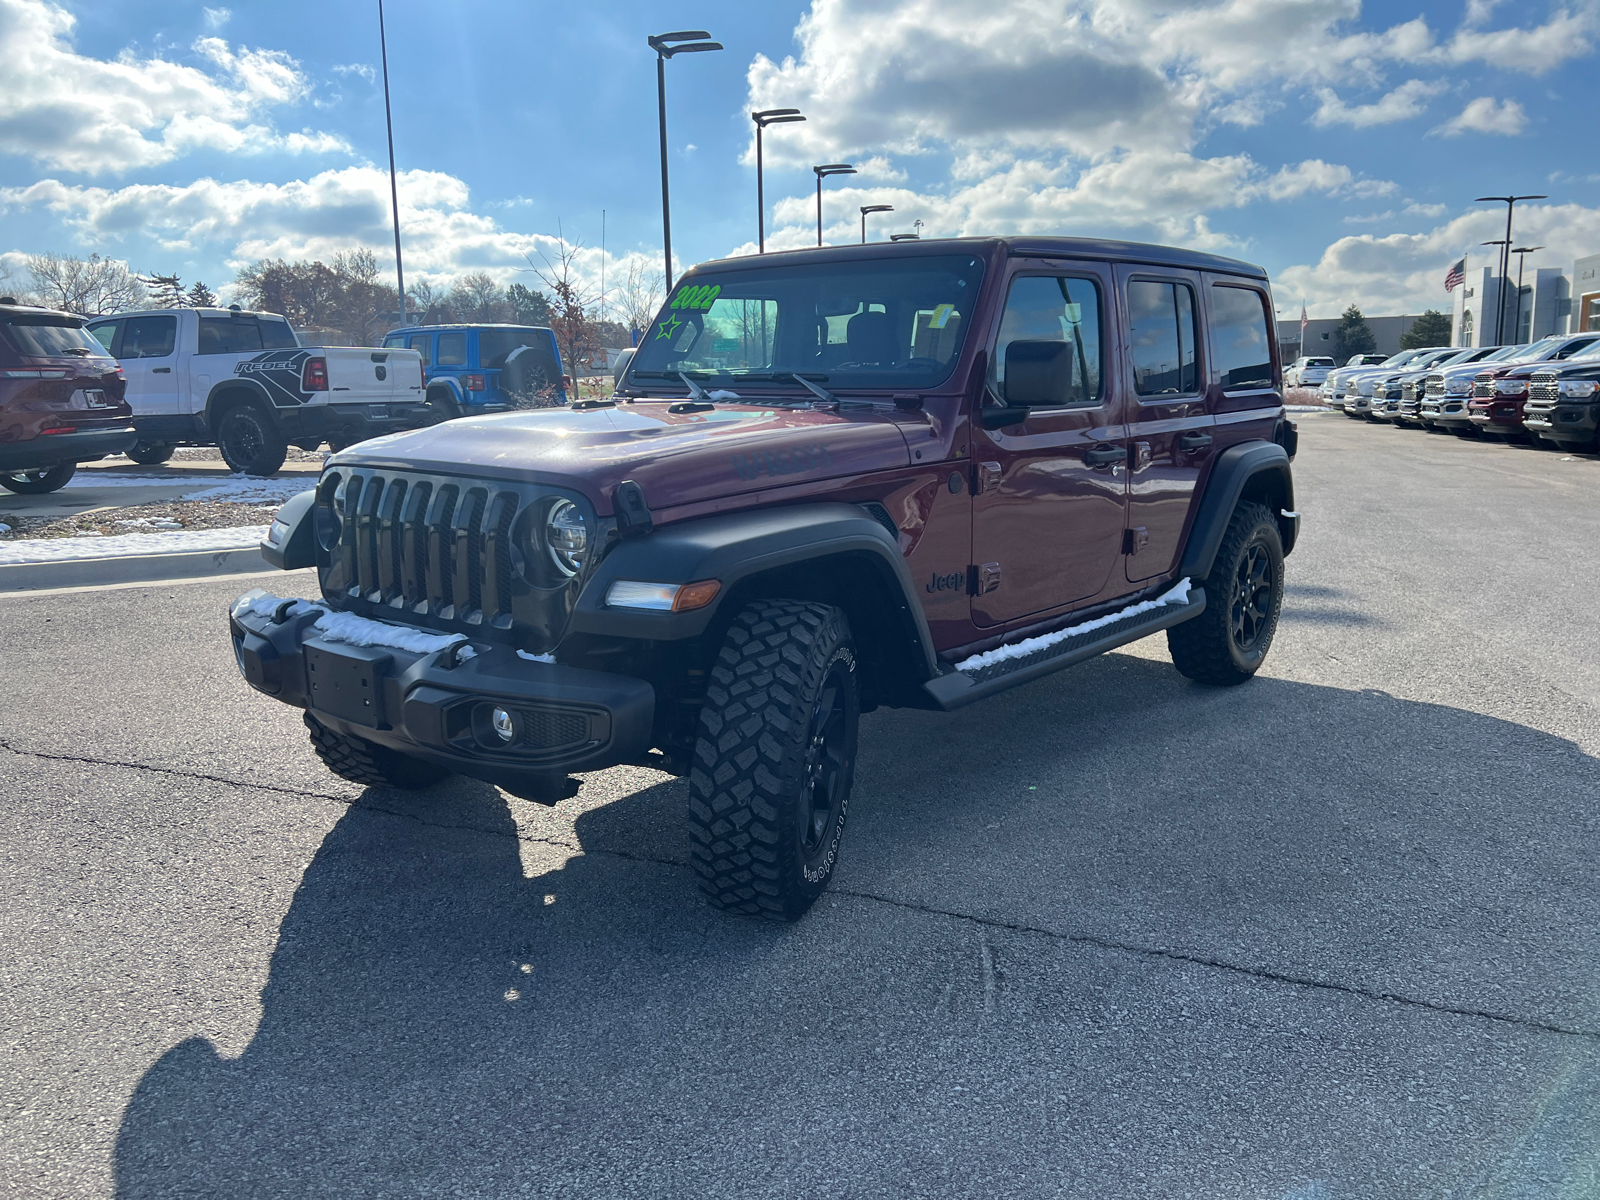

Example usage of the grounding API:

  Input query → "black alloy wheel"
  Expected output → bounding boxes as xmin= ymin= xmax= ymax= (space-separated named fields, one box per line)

xmin=799 ymin=656 xmax=853 ymax=868
xmin=216 ymin=404 xmax=288 ymax=476
xmin=1230 ymin=541 xmax=1275 ymax=655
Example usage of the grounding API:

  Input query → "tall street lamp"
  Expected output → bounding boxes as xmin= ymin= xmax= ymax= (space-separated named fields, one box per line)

xmin=813 ymin=164 xmax=856 ymax=246
xmin=1474 ymin=194 xmax=1546 ymax=344
xmin=649 ymin=31 xmax=723 ymax=291
xmin=752 ymin=109 xmax=805 ymax=254
xmin=1479 ymin=239 xmax=1509 ymax=344
xmin=1510 ymin=245 xmax=1544 ymax=343
xmin=377 ymin=0 xmax=406 ymax=325
xmin=860 ymin=204 xmax=893 ymax=244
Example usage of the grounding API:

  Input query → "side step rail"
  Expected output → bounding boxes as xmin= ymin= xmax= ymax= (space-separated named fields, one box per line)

xmin=922 ymin=584 xmax=1207 ymax=711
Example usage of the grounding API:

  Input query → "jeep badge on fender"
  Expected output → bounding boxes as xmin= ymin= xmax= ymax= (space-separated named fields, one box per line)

xmin=229 ymin=235 xmax=1298 ymax=924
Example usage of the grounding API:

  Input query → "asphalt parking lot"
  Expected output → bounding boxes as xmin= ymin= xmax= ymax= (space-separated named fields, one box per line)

xmin=4 ymin=414 xmax=1599 ymax=1199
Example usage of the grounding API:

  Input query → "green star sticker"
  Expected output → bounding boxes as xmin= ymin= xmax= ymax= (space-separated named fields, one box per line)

xmin=656 ymin=313 xmax=681 ymax=341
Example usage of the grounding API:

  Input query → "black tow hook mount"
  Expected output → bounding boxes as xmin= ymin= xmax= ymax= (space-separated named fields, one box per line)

xmin=614 ymin=479 xmax=653 ymax=538
xmin=502 ymin=776 xmax=583 ymax=806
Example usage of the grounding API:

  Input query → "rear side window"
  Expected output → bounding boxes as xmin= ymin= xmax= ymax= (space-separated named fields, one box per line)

xmin=383 ymin=335 xmax=406 ymax=349
xmin=198 ymin=315 xmax=295 ymax=354
xmin=408 ymin=334 xmax=432 ymax=364
xmin=259 ymin=318 xmax=296 ymax=348
xmin=437 ymin=332 xmax=466 ymax=365
xmin=1209 ymin=284 xmax=1273 ymax=390
xmin=0 ymin=314 xmax=107 ymax=357
xmin=121 ymin=315 xmax=177 ymax=359
xmin=87 ymin=320 xmax=120 ymax=353
xmin=991 ymin=275 xmax=1103 ymax=406
xmin=1127 ymin=280 xmax=1199 ymax=396
xmin=477 ymin=328 xmax=553 ymax=369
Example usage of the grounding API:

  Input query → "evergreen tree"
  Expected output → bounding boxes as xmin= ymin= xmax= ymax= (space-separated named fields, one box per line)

xmin=1332 ymin=304 xmax=1377 ymax=360
xmin=507 ymin=283 xmax=553 ymax=325
xmin=187 ymin=280 xmax=217 ymax=308
xmin=144 ymin=273 xmax=185 ymax=308
xmin=1399 ymin=309 xmax=1452 ymax=350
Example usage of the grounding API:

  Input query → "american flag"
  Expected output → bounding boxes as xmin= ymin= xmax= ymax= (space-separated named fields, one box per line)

xmin=1444 ymin=258 xmax=1466 ymax=293
xmin=1299 ymin=304 xmax=1308 ymax=339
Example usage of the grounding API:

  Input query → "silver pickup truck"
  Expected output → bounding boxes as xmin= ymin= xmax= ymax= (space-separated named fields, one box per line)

xmin=87 ymin=307 xmax=427 ymax=474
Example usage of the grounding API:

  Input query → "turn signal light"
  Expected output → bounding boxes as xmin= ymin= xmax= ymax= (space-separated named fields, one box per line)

xmin=606 ymin=579 xmax=722 ymax=612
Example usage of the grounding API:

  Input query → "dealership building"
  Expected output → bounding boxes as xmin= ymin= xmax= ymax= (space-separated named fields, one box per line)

xmin=1449 ymin=252 xmax=1600 ymax=347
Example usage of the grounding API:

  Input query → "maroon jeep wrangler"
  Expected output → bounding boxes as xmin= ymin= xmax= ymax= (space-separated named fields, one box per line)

xmin=231 ymin=238 xmax=1298 ymax=921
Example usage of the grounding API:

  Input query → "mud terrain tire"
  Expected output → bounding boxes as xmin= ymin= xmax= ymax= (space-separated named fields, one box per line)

xmin=1167 ymin=500 xmax=1284 ymax=686
xmin=304 ymin=712 xmax=451 ymax=789
xmin=688 ymin=599 xmax=860 ymax=922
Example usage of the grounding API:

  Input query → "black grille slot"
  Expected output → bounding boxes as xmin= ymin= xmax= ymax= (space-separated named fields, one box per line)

xmin=518 ymin=708 xmax=590 ymax=750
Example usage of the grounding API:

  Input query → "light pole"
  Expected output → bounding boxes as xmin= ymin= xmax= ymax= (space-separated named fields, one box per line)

xmin=813 ymin=164 xmax=856 ymax=246
xmin=1510 ymin=245 xmax=1544 ymax=343
xmin=1474 ymin=194 xmax=1546 ymax=344
xmin=1479 ymin=239 xmax=1509 ymax=344
xmin=649 ymin=31 xmax=723 ymax=291
xmin=860 ymin=204 xmax=893 ymax=244
xmin=377 ymin=0 xmax=405 ymax=325
xmin=752 ymin=109 xmax=805 ymax=254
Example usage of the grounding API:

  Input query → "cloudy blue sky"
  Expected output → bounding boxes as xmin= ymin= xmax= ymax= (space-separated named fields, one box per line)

xmin=0 ymin=0 xmax=1594 ymax=317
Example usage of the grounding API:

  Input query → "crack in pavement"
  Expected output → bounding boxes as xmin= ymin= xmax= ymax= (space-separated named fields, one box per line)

xmin=8 ymin=736 xmax=1598 ymax=1043
xmin=832 ymin=886 xmax=1600 ymax=1042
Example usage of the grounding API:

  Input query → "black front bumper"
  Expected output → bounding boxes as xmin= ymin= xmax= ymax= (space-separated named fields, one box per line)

xmin=0 ymin=425 xmax=136 ymax=471
xmin=229 ymin=593 xmax=655 ymax=791
xmin=1525 ymin=402 xmax=1598 ymax=444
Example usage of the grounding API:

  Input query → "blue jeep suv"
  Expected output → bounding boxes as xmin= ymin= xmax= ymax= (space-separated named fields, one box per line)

xmin=382 ymin=324 xmax=567 ymax=419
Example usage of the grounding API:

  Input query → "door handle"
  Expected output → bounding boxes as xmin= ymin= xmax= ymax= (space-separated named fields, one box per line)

xmin=1177 ymin=431 xmax=1212 ymax=451
xmin=151 ymin=367 xmax=172 ymax=374
xmin=1083 ymin=444 xmax=1126 ymax=467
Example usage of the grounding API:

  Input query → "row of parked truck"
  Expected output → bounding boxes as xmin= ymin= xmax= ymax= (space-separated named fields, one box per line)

xmin=1312 ymin=332 xmax=1600 ymax=450
xmin=0 ymin=297 xmax=569 ymax=493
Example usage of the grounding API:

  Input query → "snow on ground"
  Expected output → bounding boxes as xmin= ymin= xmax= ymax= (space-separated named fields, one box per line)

xmin=0 ymin=525 xmax=269 ymax=564
xmin=63 ymin=472 xmax=315 ymax=502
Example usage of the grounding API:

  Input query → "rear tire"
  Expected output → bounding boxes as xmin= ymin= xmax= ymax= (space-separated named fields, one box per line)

xmin=1168 ymin=501 xmax=1284 ymax=687
xmin=125 ymin=441 xmax=174 ymax=465
xmin=216 ymin=403 xmax=288 ymax=475
xmin=688 ymin=599 xmax=860 ymax=922
xmin=0 ymin=463 xmax=76 ymax=494
xmin=304 ymin=713 xmax=452 ymax=789
xmin=426 ymin=389 xmax=461 ymax=423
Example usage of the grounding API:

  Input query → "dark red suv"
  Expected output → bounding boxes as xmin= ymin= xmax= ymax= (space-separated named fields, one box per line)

xmin=0 ymin=300 xmax=134 ymax=493
xmin=231 ymin=237 xmax=1299 ymax=922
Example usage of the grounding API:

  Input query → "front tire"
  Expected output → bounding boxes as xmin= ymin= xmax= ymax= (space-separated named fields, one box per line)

xmin=304 ymin=713 xmax=452 ymax=789
xmin=216 ymin=403 xmax=288 ymax=475
xmin=1168 ymin=501 xmax=1284 ymax=686
xmin=688 ymin=599 xmax=860 ymax=922
xmin=0 ymin=463 xmax=76 ymax=494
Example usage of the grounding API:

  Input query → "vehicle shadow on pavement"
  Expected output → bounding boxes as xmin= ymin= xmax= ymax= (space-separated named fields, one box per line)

xmin=111 ymin=654 xmax=1600 ymax=1198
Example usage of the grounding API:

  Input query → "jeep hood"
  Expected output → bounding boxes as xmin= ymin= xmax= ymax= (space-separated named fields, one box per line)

xmin=330 ymin=402 xmax=916 ymax=515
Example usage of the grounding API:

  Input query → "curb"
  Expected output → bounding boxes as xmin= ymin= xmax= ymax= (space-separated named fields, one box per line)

xmin=0 ymin=544 xmax=271 ymax=592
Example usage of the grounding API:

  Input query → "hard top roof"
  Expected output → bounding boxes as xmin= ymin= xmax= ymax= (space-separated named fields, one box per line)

xmin=688 ymin=235 xmax=1268 ymax=280
xmin=95 ymin=306 xmax=289 ymax=320
xmin=386 ymin=323 xmax=555 ymax=333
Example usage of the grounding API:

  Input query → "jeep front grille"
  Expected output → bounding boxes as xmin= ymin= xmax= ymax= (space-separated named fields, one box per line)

xmin=316 ymin=467 xmax=596 ymax=643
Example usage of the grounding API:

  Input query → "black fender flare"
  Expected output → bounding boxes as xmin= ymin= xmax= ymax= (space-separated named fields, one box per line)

xmin=203 ymin=378 xmax=278 ymax=433
xmin=260 ymin=487 xmax=317 ymax=570
xmin=567 ymin=502 xmax=939 ymax=682
xmin=1178 ymin=440 xmax=1297 ymax=580
xmin=426 ymin=377 xmax=465 ymax=406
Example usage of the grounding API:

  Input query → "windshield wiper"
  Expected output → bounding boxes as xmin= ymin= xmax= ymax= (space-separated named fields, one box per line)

xmin=775 ymin=372 xmax=838 ymax=406
xmin=676 ymin=371 xmax=712 ymax=403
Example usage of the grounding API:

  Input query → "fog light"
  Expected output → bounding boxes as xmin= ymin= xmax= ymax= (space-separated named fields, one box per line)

xmin=491 ymin=707 xmax=515 ymax=743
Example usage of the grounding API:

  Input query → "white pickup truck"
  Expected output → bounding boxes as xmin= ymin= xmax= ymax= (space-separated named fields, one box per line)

xmin=86 ymin=306 xmax=427 ymax=474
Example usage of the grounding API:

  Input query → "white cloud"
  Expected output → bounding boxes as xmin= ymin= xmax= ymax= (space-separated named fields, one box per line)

xmin=1403 ymin=202 xmax=1448 ymax=218
xmin=0 ymin=0 xmax=347 ymax=174
xmin=1432 ymin=96 xmax=1529 ymax=137
xmin=201 ymin=7 xmax=230 ymax=32
xmin=1311 ymin=79 xmax=1445 ymax=128
xmin=1278 ymin=202 xmax=1598 ymax=317
xmin=331 ymin=63 xmax=376 ymax=84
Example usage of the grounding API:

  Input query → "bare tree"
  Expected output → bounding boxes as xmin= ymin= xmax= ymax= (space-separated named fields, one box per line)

xmin=618 ymin=258 xmax=664 ymax=340
xmin=527 ymin=233 xmax=598 ymax=384
xmin=449 ymin=272 xmax=508 ymax=323
xmin=28 ymin=253 xmax=147 ymax=314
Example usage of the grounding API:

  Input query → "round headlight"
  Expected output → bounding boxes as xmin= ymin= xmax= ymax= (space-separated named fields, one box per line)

xmin=546 ymin=500 xmax=588 ymax=576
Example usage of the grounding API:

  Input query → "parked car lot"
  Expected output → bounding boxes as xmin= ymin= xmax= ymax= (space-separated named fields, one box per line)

xmin=5 ymin=412 xmax=1600 ymax=1197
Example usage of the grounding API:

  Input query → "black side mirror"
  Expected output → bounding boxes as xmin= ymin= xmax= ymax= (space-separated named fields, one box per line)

xmin=1004 ymin=340 xmax=1072 ymax=407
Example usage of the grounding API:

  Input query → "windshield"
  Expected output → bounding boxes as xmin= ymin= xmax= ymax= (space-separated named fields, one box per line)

xmin=1481 ymin=345 xmax=1525 ymax=362
xmin=1380 ymin=351 xmax=1420 ymax=366
xmin=627 ymin=254 xmax=986 ymax=390
xmin=0 ymin=314 xmax=106 ymax=357
xmin=1567 ymin=339 xmax=1600 ymax=362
